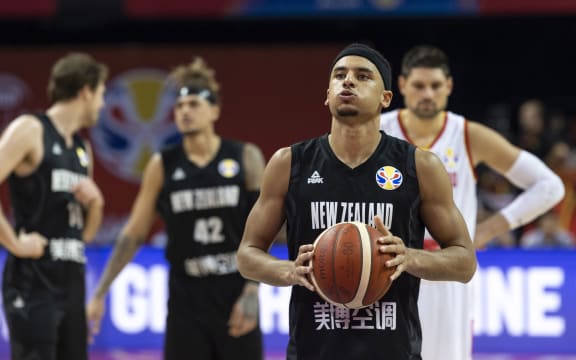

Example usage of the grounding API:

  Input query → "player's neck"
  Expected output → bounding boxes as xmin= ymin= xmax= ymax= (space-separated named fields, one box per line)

xmin=400 ymin=109 xmax=446 ymax=149
xmin=328 ymin=121 xmax=381 ymax=169
xmin=182 ymin=132 xmax=221 ymax=167
xmin=46 ymin=103 xmax=84 ymax=146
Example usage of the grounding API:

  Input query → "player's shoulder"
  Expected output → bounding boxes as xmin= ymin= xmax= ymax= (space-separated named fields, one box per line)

xmin=10 ymin=113 xmax=43 ymax=130
xmin=234 ymin=139 xmax=263 ymax=155
xmin=270 ymin=146 xmax=292 ymax=162
xmin=2 ymin=113 xmax=43 ymax=140
xmin=221 ymin=137 xmax=260 ymax=156
xmin=463 ymin=117 xmax=500 ymax=138
xmin=414 ymin=147 xmax=446 ymax=179
xmin=446 ymin=111 xmax=483 ymax=129
xmin=145 ymin=152 xmax=165 ymax=175
xmin=265 ymin=146 xmax=292 ymax=176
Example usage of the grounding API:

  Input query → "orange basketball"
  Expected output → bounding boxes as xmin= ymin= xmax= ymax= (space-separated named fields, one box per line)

xmin=309 ymin=221 xmax=395 ymax=309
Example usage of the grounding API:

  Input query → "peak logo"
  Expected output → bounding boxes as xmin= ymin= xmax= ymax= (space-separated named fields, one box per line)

xmin=307 ymin=171 xmax=323 ymax=184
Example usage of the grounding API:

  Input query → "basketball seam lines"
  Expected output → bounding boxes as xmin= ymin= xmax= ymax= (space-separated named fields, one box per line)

xmin=346 ymin=222 xmax=371 ymax=309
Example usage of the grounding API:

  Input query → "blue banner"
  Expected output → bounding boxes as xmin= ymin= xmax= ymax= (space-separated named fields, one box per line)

xmin=0 ymin=247 xmax=574 ymax=355
xmin=239 ymin=0 xmax=478 ymax=17
xmin=472 ymin=250 xmax=576 ymax=353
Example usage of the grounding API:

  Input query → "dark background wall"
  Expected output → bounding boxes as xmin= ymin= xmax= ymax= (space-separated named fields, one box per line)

xmin=3 ymin=13 xmax=575 ymax=130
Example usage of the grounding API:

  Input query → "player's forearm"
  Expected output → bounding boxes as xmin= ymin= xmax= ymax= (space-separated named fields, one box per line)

xmin=474 ymin=213 xmax=509 ymax=249
xmin=82 ymin=201 xmax=103 ymax=243
xmin=501 ymin=150 xmax=565 ymax=229
xmin=93 ymin=233 xmax=144 ymax=298
xmin=237 ymin=246 xmax=295 ymax=287
xmin=405 ymin=246 xmax=476 ymax=283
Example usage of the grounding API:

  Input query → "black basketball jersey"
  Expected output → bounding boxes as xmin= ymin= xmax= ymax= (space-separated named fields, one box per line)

xmin=285 ymin=132 xmax=425 ymax=360
xmin=157 ymin=139 xmax=251 ymax=277
xmin=3 ymin=114 xmax=89 ymax=294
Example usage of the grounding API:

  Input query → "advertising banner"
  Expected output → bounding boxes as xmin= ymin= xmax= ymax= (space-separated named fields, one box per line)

xmin=124 ymin=0 xmax=478 ymax=18
xmin=1 ymin=248 xmax=575 ymax=355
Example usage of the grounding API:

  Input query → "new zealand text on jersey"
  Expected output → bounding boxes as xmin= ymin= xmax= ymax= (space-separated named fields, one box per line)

xmin=170 ymin=185 xmax=240 ymax=213
xmin=310 ymin=201 xmax=393 ymax=230
xmin=52 ymin=169 xmax=86 ymax=192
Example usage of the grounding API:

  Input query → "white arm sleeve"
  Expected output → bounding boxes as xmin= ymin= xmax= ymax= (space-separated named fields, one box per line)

xmin=500 ymin=150 xmax=565 ymax=229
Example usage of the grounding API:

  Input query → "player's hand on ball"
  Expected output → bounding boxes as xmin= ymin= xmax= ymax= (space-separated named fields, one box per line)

xmin=290 ymin=244 xmax=315 ymax=291
xmin=374 ymin=215 xmax=406 ymax=281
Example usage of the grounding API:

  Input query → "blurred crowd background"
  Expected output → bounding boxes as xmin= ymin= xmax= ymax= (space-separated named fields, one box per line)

xmin=0 ymin=0 xmax=575 ymax=249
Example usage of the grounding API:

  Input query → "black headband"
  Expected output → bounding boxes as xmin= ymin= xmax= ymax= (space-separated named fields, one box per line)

xmin=178 ymin=86 xmax=218 ymax=104
xmin=330 ymin=43 xmax=392 ymax=90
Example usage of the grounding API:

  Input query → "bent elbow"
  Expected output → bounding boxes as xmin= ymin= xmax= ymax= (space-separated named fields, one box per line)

xmin=460 ymin=253 xmax=478 ymax=284
xmin=236 ymin=248 xmax=249 ymax=278
xmin=236 ymin=246 xmax=258 ymax=282
xmin=550 ymin=175 xmax=566 ymax=205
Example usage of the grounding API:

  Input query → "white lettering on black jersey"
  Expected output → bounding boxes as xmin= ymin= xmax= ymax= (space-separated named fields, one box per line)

xmin=310 ymin=201 xmax=393 ymax=229
xmin=170 ymin=185 xmax=240 ymax=213
xmin=51 ymin=169 xmax=86 ymax=192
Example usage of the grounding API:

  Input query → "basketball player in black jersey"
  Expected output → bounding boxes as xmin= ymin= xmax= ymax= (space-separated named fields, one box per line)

xmin=87 ymin=57 xmax=265 ymax=360
xmin=0 ymin=53 xmax=107 ymax=360
xmin=237 ymin=43 xmax=477 ymax=360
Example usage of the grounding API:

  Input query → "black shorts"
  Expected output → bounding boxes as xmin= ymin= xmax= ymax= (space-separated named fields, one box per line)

xmin=2 ymin=286 xmax=87 ymax=360
xmin=163 ymin=271 xmax=263 ymax=360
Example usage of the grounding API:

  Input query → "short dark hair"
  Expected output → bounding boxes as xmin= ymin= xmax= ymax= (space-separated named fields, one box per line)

xmin=401 ymin=45 xmax=450 ymax=78
xmin=48 ymin=52 xmax=109 ymax=103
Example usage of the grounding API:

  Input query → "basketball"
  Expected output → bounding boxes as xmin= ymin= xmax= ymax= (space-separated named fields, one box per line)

xmin=309 ymin=221 xmax=395 ymax=309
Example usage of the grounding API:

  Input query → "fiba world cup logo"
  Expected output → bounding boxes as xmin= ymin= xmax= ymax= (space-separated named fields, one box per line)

xmin=218 ymin=159 xmax=240 ymax=178
xmin=90 ymin=69 xmax=180 ymax=183
xmin=442 ymin=147 xmax=459 ymax=171
xmin=375 ymin=166 xmax=403 ymax=190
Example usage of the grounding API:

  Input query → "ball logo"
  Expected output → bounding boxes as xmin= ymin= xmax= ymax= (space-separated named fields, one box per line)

xmin=90 ymin=69 xmax=180 ymax=183
xmin=375 ymin=166 xmax=403 ymax=190
xmin=218 ymin=159 xmax=240 ymax=178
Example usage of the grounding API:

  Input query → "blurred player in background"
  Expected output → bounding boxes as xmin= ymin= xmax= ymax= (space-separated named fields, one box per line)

xmin=87 ymin=57 xmax=265 ymax=360
xmin=0 ymin=52 xmax=107 ymax=360
xmin=380 ymin=45 xmax=565 ymax=360
xmin=237 ymin=43 xmax=477 ymax=360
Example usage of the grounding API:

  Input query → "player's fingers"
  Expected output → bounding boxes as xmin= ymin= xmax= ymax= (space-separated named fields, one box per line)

xmin=373 ymin=215 xmax=391 ymax=236
xmin=299 ymin=274 xmax=315 ymax=291
xmin=298 ymin=244 xmax=314 ymax=255
xmin=228 ymin=315 xmax=251 ymax=337
xmin=87 ymin=319 xmax=100 ymax=344
xmin=231 ymin=317 xmax=256 ymax=337
xmin=298 ymin=251 xmax=313 ymax=262
xmin=390 ymin=264 xmax=404 ymax=281
xmin=228 ymin=304 xmax=242 ymax=327
xmin=239 ymin=318 xmax=257 ymax=335
xmin=91 ymin=319 xmax=101 ymax=335
xmin=37 ymin=236 xmax=48 ymax=247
